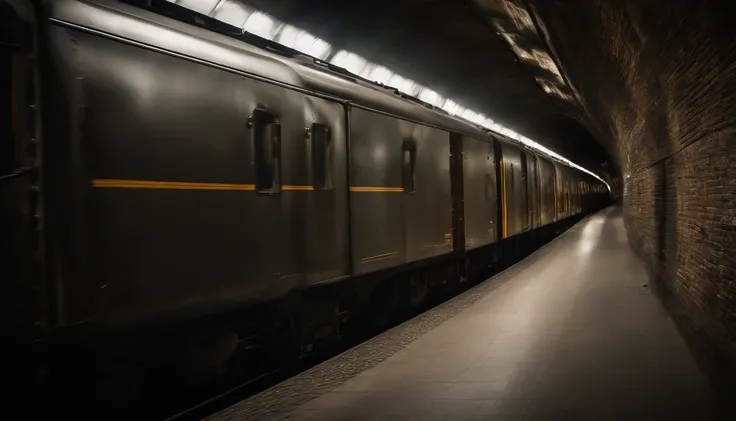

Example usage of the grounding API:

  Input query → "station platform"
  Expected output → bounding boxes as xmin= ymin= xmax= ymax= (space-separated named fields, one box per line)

xmin=211 ymin=207 xmax=718 ymax=421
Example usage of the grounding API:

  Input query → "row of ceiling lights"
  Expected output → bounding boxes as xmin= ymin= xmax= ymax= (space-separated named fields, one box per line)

xmin=169 ymin=0 xmax=609 ymax=189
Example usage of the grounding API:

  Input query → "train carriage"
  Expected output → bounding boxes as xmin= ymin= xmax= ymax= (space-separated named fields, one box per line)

xmin=499 ymin=140 xmax=528 ymax=239
xmin=526 ymin=152 xmax=541 ymax=230
xmin=348 ymin=109 xmax=454 ymax=274
xmin=461 ymin=136 xmax=497 ymax=251
xmin=2 ymin=0 xmax=610 ymax=406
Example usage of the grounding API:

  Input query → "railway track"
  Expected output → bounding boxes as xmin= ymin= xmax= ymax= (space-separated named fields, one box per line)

xmin=156 ymin=285 xmax=475 ymax=421
xmin=153 ymin=240 xmax=560 ymax=421
xmin=164 ymin=369 xmax=280 ymax=421
xmin=26 ymin=218 xmax=580 ymax=421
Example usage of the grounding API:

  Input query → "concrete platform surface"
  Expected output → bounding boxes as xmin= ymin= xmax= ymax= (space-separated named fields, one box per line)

xmin=211 ymin=207 xmax=718 ymax=421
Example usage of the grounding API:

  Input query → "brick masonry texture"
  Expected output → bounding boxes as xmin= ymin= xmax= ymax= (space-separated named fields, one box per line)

xmin=528 ymin=0 xmax=736 ymax=397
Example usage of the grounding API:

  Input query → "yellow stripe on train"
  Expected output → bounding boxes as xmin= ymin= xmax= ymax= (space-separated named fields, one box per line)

xmin=92 ymin=179 xmax=404 ymax=193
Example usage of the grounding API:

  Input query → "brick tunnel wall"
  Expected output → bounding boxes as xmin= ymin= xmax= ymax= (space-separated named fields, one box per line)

xmin=527 ymin=0 xmax=736 ymax=394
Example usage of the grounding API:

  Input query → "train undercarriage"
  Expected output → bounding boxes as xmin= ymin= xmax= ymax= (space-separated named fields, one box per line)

xmin=29 ymin=215 xmax=583 ymax=419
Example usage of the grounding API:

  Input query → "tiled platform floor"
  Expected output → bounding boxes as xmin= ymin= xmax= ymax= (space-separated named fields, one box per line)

xmin=212 ymin=207 xmax=718 ymax=421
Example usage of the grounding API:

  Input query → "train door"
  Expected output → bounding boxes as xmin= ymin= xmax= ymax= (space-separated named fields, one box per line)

xmin=505 ymin=161 xmax=515 ymax=237
xmin=402 ymin=123 xmax=453 ymax=263
xmin=520 ymin=151 xmax=530 ymax=232
xmin=493 ymin=137 xmax=504 ymax=241
xmin=348 ymin=108 xmax=404 ymax=275
xmin=485 ymin=141 xmax=498 ymax=241
xmin=513 ymin=150 xmax=528 ymax=235
xmin=460 ymin=136 xmax=496 ymax=250
xmin=499 ymin=142 xmax=527 ymax=238
xmin=450 ymin=132 xmax=465 ymax=253
xmin=539 ymin=157 xmax=556 ymax=226
xmin=303 ymin=97 xmax=350 ymax=285
xmin=348 ymin=109 xmax=452 ymax=274
xmin=530 ymin=154 xmax=541 ymax=229
xmin=551 ymin=162 xmax=558 ymax=222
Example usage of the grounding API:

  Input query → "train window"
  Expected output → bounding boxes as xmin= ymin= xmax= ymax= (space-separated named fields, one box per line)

xmin=311 ymin=123 xmax=333 ymax=190
xmin=485 ymin=173 xmax=494 ymax=201
xmin=402 ymin=140 xmax=416 ymax=193
xmin=253 ymin=109 xmax=281 ymax=194
xmin=509 ymin=163 xmax=515 ymax=187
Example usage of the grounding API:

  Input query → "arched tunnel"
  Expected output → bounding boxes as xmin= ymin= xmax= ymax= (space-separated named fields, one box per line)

xmin=2 ymin=0 xmax=736 ymax=419
xmin=198 ymin=0 xmax=736 ymax=403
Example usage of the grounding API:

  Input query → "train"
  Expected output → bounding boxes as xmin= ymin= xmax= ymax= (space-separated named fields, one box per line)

xmin=2 ymin=0 xmax=609 ymax=405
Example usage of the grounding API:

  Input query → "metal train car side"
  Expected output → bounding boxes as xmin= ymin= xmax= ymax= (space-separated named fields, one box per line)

xmin=35 ymin=0 xmax=491 ymax=327
xmin=4 ymin=0 xmax=610 ymax=392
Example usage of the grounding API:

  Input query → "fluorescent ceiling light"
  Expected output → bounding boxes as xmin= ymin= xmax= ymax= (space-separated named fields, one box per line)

xmin=211 ymin=0 xmax=252 ymax=27
xmin=292 ymin=30 xmax=332 ymax=60
xmin=388 ymin=74 xmax=422 ymax=96
xmin=367 ymin=66 xmax=394 ymax=85
xmin=330 ymin=50 xmax=368 ymax=75
xmin=418 ymin=88 xmax=443 ymax=107
xmin=276 ymin=24 xmax=301 ymax=47
xmin=243 ymin=12 xmax=276 ymax=39
xmin=442 ymin=99 xmax=464 ymax=116
xmin=169 ymin=0 xmax=610 ymax=190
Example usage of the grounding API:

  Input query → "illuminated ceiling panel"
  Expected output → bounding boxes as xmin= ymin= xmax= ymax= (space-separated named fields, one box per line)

xmin=366 ymin=65 xmax=394 ymax=85
xmin=242 ymin=11 xmax=276 ymax=39
xmin=211 ymin=0 xmax=251 ymax=27
xmin=277 ymin=25 xmax=332 ymax=60
xmin=166 ymin=0 xmax=609 ymax=188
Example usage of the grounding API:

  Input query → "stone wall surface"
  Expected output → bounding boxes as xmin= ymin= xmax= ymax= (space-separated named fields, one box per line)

xmin=528 ymin=0 xmax=736 ymax=396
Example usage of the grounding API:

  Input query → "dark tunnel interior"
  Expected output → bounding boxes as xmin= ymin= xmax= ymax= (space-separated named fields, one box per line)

xmin=4 ymin=0 xmax=736 ymax=418
xmin=240 ymin=0 xmax=619 ymax=187
xmin=221 ymin=0 xmax=736 ymax=400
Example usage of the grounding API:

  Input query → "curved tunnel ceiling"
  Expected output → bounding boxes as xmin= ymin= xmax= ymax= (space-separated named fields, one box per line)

xmin=166 ymin=0 xmax=618 ymax=185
